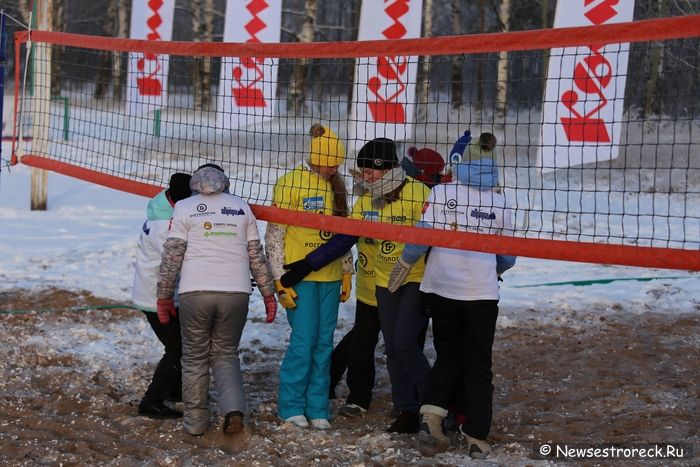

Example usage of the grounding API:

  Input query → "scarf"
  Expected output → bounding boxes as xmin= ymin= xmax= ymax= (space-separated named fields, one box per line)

xmin=359 ymin=166 xmax=406 ymax=209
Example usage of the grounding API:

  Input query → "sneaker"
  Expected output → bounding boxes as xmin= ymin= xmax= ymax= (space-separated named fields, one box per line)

xmin=309 ymin=418 xmax=331 ymax=430
xmin=386 ymin=411 xmax=420 ymax=434
xmin=337 ymin=403 xmax=367 ymax=418
xmin=459 ymin=427 xmax=491 ymax=459
xmin=222 ymin=411 xmax=244 ymax=434
xmin=138 ymin=403 xmax=183 ymax=419
xmin=284 ymin=415 xmax=309 ymax=428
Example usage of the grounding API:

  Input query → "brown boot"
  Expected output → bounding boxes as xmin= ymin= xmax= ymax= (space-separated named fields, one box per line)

xmin=222 ymin=411 xmax=244 ymax=435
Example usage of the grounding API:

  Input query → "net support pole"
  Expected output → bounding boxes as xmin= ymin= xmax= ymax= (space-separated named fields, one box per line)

xmin=30 ymin=0 xmax=52 ymax=211
xmin=1 ymin=10 xmax=7 ymax=161
xmin=154 ymin=109 xmax=161 ymax=137
xmin=50 ymin=95 xmax=69 ymax=140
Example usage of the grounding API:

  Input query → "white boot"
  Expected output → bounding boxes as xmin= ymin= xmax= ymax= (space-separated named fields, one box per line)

xmin=462 ymin=433 xmax=491 ymax=459
xmin=418 ymin=405 xmax=450 ymax=446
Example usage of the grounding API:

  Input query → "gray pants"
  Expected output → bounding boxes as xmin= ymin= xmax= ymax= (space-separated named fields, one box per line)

xmin=179 ymin=292 xmax=249 ymax=435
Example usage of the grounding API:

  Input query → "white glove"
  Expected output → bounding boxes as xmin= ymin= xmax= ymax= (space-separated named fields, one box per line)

xmin=387 ymin=257 xmax=413 ymax=293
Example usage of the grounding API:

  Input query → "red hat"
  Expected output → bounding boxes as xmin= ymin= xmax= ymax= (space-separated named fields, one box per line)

xmin=407 ymin=147 xmax=445 ymax=184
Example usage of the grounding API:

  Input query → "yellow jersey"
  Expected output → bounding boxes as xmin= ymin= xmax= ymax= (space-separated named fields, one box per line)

xmin=273 ymin=164 xmax=343 ymax=282
xmin=351 ymin=178 xmax=430 ymax=288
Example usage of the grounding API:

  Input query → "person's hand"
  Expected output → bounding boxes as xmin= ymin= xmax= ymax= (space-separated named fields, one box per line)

xmin=387 ymin=257 xmax=413 ymax=293
xmin=157 ymin=298 xmax=177 ymax=324
xmin=340 ymin=273 xmax=352 ymax=302
xmin=275 ymin=280 xmax=298 ymax=309
xmin=280 ymin=258 xmax=313 ymax=288
xmin=263 ymin=295 xmax=278 ymax=323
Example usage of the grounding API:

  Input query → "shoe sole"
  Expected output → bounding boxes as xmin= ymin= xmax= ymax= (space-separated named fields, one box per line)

xmin=338 ymin=410 xmax=364 ymax=418
xmin=138 ymin=410 xmax=183 ymax=420
xmin=417 ymin=430 xmax=450 ymax=456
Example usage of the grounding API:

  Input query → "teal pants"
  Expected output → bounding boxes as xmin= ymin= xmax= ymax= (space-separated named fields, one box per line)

xmin=278 ymin=280 xmax=341 ymax=420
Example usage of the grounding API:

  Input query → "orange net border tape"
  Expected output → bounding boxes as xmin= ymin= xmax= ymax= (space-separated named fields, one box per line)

xmin=19 ymin=155 xmax=700 ymax=271
xmin=14 ymin=15 xmax=700 ymax=58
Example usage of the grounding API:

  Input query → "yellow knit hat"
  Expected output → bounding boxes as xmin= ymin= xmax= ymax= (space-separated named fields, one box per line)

xmin=309 ymin=124 xmax=346 ymax=167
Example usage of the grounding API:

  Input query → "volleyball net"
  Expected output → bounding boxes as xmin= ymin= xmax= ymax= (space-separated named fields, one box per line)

xmin=8 ymin=15 xmax=700 ymax=270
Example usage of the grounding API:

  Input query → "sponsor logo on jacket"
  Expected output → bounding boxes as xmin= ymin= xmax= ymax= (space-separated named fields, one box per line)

xmin=303 ymin=196 xmax=325 ymax=211
xmin=362 ymin=211 xmax=379 ymax=221
xmin=471 ymin=209 xmax=496 ymax=220
xmin=221 ymin=207 xmax=245 ymax=216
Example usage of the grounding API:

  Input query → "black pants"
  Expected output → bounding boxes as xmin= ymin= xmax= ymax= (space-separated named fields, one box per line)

xmin=376 ymin=283 xmax=431 ymax=413
xmin=422 ymin=295 xmax=499 ymax=440
xmin=330 ymin=300 xmax=379 ymax=409
xmin=140 ymin=311 xmax=183 ymax=407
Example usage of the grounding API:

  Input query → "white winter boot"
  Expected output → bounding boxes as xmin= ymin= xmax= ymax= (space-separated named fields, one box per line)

xmin=418 ymin=405 xmax=450 ymax=447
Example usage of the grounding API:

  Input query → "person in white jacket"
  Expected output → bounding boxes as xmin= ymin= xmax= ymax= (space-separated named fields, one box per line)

xmin=131 ymin=172 xmax=192 ymax=419
xmin=388 ymin=132 xmax=516 ymax=459
xmin=156 ymin=164 xmax=278 ymax=437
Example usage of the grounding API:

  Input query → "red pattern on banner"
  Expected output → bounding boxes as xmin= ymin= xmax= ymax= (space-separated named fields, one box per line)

xmin=559 ymin=1 xmax=621 ymax=143
xmin=382 ymin=0 xmax=409 ymax=39
xmin=136 ymin=0 xmax=164 ymax=96
xmin=584 ymin=0 xmax=619 ymax=25
xmin=232 ymin=0 xmax=269 ymax=108
xmin=368 ymin=0 xmax=411 ymax=124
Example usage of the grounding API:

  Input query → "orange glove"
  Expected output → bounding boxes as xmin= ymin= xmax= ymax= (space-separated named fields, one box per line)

xmin=157 ymin=298 xmax=177 ymax=324
xmin=264 ymin=295 xmax=278 ymax=323
xmin=340 ymin=273 xmax=353 ymax=303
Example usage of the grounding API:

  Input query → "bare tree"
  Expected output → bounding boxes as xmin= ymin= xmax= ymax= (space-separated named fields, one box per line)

xmin=416 ymin=0 xmax=433 ymax=123
xmin=287 ymin=0 xmax=317 ymax=116
xmin=495 ymin=0 xmax=511 ymax=123
xmin=93 ymin=0 xmax=128 ymax=100
xmin=14 ymin=0 xmax=31 ymax=27
xmin=192 ymin=0 xmax=215 ymax=110
xmin=541 ymin=0 xmax=549 ymax=27
xmin=450 ymin=0 xmax=463 ymax=110
xmin=93 ymin=0 xmax=116 ymax=99
xmin=644 ymin=0 xmax=667 ymax=116
xmin=50 ymin=0 xmax=64 ymax=96
xmin=113 ymin=1 xmax=128 ymax=100
xmin=474 ymin=0 xmax=487 ymax=114
xmin=345 ymin=0 xmax=362 ymax=112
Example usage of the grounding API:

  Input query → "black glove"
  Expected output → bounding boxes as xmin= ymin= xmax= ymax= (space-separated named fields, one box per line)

xmin=280 ymin=258 xmax=313 ymax=288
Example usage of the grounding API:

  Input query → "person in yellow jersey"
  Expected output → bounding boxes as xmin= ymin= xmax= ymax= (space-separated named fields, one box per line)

xmin=265 ymin=124 xmax=354 ymax=430
xmin=281 ymin=137 xmax=432 ymax=433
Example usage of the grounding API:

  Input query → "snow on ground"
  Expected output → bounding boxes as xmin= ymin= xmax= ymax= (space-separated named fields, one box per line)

xmin=1 ymin=161 xmax=698 ymax=465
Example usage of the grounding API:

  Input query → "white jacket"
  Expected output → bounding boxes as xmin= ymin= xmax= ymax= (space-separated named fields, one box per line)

xmin=131 ymin=191 xmax=175 ymax=312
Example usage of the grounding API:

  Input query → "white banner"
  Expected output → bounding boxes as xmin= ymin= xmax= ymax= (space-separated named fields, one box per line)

xmin=538 ymin=0 xmax=635 ymax=172
xmin=216 ymin=0 xmax=282 ymax=130
xmin=350 ymin=0 xmax=423 ymax=149
xmin=127 ymin=0 xmax=175 ymax=115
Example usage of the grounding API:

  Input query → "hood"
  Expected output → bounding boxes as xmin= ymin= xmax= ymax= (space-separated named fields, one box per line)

xmin=190 ymin=166 xmax=230 ymax=195
xmin=146 ymin=190 xmax=174 ymax=221
xmin=454 ymin=157 xmax=499 ymax=190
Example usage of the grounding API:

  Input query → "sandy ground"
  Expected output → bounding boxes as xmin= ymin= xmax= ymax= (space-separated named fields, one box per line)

xmin=0 ymin=288 xmax=697 ymax=466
